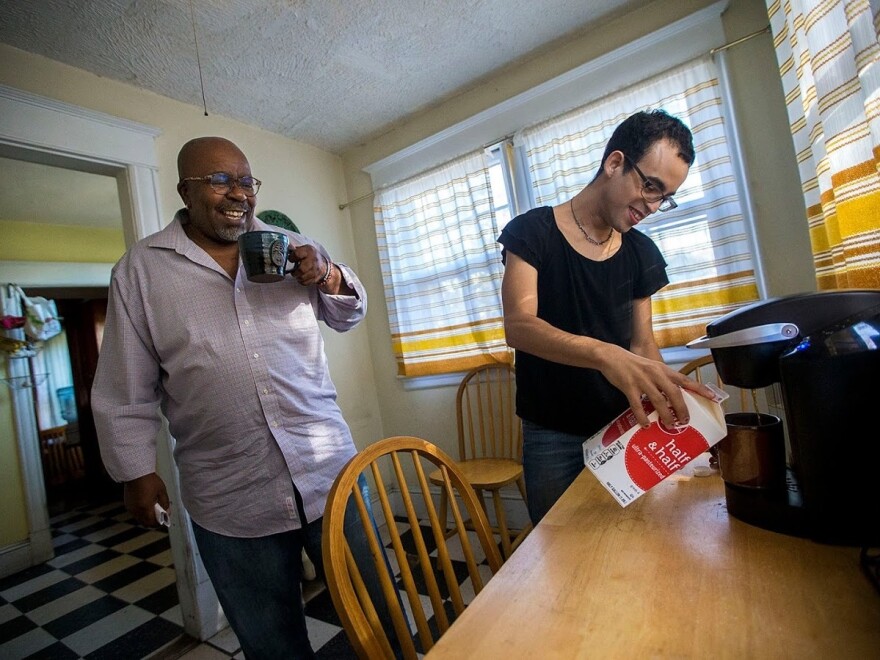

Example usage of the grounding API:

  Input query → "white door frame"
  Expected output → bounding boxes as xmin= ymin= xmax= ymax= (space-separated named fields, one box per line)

xmin=0 ymin=84 xmax=223 ymax=640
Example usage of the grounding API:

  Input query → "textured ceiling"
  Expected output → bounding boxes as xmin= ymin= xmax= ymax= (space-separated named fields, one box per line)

xmin=0 ymin=0 xmax=645 ymax=155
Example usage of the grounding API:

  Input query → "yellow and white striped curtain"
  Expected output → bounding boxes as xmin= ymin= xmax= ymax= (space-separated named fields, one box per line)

xmin=374 ymin=151 xmax=512 ymax=377
xmin=767 ymin=0 xmax=880 ymax=289
xmin=517 ymin=57 xmax=760 ymax=347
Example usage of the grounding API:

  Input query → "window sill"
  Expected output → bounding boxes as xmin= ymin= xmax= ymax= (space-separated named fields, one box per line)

xmin=399 ymin=372 xmax=467 ymax=391
xmin=399 ymin=346 xmax=709 ymax=390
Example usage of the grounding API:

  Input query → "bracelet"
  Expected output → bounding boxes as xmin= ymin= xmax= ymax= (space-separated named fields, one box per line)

xmin=317 ymin=260 xmax=334 ymax=287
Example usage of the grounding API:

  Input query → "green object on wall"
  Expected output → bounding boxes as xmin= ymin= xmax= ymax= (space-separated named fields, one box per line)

xmin=258 ymin=210 xmax=300 ymax=233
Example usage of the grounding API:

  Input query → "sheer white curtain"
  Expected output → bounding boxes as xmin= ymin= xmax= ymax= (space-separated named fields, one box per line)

xmin=374 ymin=150 xmax=512 ymax=377
xmin=32 ymin=331 xmax=74 ymax=429
xmin=516 ymin=57 xmax=760 ymax=347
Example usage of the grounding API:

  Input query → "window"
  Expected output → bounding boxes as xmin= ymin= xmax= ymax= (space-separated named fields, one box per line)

xmin=374 ymin=57 xmax=758 ymax=377
xmin=485 ymin=144 xmax=513 ymax=231
xmin=374 ymin=151 xmax=512 ymax=377
xmin=517 ymin=57 xmax=760 ymax=348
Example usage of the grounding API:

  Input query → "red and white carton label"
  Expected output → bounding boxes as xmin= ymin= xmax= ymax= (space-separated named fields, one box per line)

xmin=582 ymin=385 xmax=728 ymax=507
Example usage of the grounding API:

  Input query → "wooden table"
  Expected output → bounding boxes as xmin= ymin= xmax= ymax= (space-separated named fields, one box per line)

xmin=426 ymin=465 xmax=880 ymax=658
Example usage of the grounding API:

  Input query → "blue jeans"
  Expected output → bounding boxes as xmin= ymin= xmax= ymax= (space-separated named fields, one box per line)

xmin=192 ymin=475 xmax=396 ymax=659
xmin=522 ymin=420 xmax=587 ymax=525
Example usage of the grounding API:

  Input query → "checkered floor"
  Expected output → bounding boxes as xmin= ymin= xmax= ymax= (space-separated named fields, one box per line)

xmin=0 ymin=502 xmax=496 ymax=659
xmin=0 ymin=501 xmax=188 ymax=659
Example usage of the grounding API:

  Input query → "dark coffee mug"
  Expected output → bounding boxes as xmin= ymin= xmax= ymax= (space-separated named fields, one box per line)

xmin=238 ymin=231 xmax=299 ymax=283
xmin=718 ymin=412 xmax=786 ymax=490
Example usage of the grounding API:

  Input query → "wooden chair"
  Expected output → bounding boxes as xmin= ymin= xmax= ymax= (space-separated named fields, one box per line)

xmin=429 ymin=364 xmax=531 ymax=559
xmin=678 ymin=354 xmax=714 ymax=382
xmin=322 ymin=436 xmax=503 ymax=660
xmin=38 ymin=425 xmax=86 ymax=487
xmin=678 ymin=354 xmax=750 ymax=411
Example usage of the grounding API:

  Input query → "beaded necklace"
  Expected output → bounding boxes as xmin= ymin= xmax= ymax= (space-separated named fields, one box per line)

xmin=570 ymin=199 xmax=613 ymax=246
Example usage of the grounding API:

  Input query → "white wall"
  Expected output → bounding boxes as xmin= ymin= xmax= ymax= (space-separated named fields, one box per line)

xmin=339 ymin=0 xmax=816 ymax=460
xmin=0 ymin=42 xmax=385 ymax=453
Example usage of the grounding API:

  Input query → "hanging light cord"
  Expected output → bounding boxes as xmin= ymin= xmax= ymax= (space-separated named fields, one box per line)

xmin=188 ymin=0 xmax=209 ymax=116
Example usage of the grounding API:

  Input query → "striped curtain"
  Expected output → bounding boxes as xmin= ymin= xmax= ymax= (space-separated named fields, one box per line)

xmin=374 ymin=151 xmax=512 ymax=377
xmin=767 ymin=0 xmax=880 ymax=289
xmin=517 ymin=57 xmax=759 ymax=347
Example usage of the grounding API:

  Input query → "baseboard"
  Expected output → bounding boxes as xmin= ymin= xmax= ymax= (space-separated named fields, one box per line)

xmin=0 ymin=530 xmax=55 ymax=578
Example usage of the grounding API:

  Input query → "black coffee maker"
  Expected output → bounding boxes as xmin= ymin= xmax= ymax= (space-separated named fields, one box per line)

xmin=687 ymin=290 xmax=880 ymax=546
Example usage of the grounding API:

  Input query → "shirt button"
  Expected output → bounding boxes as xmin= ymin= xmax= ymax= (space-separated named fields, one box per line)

xmin=253 ymin=353 xmax=259 ymax=359
xmin=272 ymin=420 xmax=279 ymax=428
xmin=237 ymin=288 xmax=242 ymax=293
xmin=262 ymin=388 xmax=269 ymax=395
xmin=244 ymin=319 xmax=250 ymax=326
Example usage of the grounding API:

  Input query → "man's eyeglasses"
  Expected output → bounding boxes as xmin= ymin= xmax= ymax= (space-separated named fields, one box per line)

xmin=180 ymin=172 xmax=262 ymax=196
xmin=623 ymin=154 xmax=677 ymax=212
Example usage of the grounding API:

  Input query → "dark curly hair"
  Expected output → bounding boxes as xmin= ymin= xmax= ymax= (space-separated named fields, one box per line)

xmin=593 ymin=110 xmax=694 ymax=181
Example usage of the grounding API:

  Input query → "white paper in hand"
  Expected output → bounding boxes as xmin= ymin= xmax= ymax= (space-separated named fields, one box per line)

xmin=154 ymin=503 xmax=170 ymax=527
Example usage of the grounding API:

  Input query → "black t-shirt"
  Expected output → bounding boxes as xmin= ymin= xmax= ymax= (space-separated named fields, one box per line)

xmin=498 ymin=206 xmax=669 ymax=436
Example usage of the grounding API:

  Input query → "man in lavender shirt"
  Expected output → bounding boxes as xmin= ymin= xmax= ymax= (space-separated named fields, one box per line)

xmin=92 ymin=137 xmax=384 ymax=658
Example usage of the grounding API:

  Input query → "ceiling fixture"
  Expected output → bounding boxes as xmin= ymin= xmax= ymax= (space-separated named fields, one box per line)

xmin=188 ymin=0 xmax=209 ymax=117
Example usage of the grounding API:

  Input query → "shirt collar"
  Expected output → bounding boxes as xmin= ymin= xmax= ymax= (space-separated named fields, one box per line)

xmin=145 ymin=209 xmax=191 ymax=252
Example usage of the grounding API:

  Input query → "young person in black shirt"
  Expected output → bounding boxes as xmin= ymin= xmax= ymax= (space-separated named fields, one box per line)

xmin=499 ymin=110 xmax=715 ymax=524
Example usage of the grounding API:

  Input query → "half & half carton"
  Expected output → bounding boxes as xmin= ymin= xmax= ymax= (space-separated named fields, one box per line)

xmin=582 ymin=385 xmax=728 ymax=507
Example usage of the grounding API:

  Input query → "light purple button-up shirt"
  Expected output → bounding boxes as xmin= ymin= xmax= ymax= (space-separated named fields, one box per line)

xmin=92 ymin=212 xmax=366 ymax=537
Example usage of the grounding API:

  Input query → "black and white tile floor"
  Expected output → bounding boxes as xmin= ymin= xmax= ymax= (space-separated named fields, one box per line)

xmin=0 ymin=501 xmax=496 ymax=659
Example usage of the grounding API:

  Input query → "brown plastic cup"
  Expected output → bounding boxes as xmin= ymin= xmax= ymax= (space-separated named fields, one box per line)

xmin=718 ymin=412 xmax=786 ymax=490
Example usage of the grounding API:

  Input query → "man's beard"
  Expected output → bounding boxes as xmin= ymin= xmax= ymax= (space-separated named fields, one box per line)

xmin=214 ymin=211 xmax=252 ymax=242
xmin=216 ymin=225 xmax=247 ymax=242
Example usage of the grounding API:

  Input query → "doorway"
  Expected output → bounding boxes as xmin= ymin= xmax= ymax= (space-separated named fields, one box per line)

xmin=0 ymin=84 xmax=229 ymax=641
xmin=25 ymin=287 xmax=120 ymax=516
xmin=0 ymin=148 xmax=128 ymax=518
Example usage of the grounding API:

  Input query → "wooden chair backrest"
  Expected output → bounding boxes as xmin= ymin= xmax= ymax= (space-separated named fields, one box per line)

xmin=39 ymin=425 xmax=69 ymax=487
xmin=456 ymin=363 xmax=520 ymax=462
xmin=678 ymin=354 xmax=751 ymax=411
xmin=322 ymin=436 xmax=504 ymax=659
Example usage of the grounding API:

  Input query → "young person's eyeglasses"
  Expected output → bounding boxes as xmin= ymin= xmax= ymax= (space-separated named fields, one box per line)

xmin=180 ymin=172 xmax=262 ymax=196
xmin=623 ymin=154 xmax=677 ymax=212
